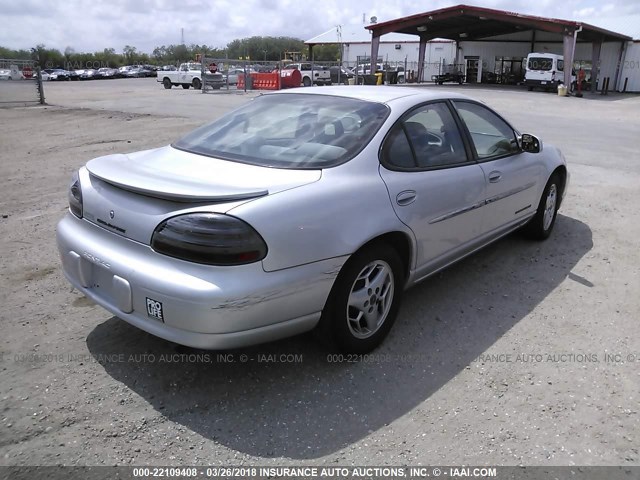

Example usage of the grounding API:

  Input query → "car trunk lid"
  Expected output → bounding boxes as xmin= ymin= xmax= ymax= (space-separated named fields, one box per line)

xmin=81 ymin=146 xmax=320 ymax=244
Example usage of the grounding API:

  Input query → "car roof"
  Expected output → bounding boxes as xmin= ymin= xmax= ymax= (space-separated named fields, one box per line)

xmin=268 ymin=86 xmax=474 ymax=104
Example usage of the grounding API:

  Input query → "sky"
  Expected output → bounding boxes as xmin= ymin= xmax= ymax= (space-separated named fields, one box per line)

xmin=1 ymin=0 xmax=639 ymax=53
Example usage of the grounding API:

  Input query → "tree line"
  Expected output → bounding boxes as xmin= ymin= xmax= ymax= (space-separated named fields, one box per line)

xmin=0 ymin=37 xmax=340 ymax=69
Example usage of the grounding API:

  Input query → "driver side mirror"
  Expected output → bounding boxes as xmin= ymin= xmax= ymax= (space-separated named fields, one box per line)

xmin=519 ymin=133 xmax=542 ymax=153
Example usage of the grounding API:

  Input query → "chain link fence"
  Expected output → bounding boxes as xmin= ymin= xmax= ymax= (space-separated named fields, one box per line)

xmin=0 ymin=59 xmax=44 ymax=106
xmin=157 ymin=56 xmax=453 ymax=95
xmin=199 ymin=58 xmax=286 ymax=93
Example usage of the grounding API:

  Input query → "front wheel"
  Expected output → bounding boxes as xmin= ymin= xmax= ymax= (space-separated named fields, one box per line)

xmin=163 ymin=78 xmax=172 ymax=89
xmin=302 ymin=77 xmax=311 ymax=87
xmin=523 ymin=173 xmax=561 ymax=240
xmin=318 ymin=245 xmax=404 ymax=353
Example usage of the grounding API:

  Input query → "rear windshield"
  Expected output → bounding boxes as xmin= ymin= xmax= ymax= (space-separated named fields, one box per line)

xmin=173 ymin=93 xmax=390 ymax=169
xmin=528 ymin=57 xmax=554 ymax=71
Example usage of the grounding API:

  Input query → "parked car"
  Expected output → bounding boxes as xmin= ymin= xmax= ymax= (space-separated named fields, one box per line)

xmin=0 ymin=65 xmax=24 ymax=80
xmin=57 ymin=86 xmax=568 ymax=353
xmin=221 ymin=67 xmax=253 ymax=86
xmin=141 ymin=65 xmax=158 ymax=77
xmin=351 ymin=63 xmax=384 ymax=76
xmin=157 ymin=62 xmax=211 ymax=89
xmin=125 ymin=67 xmax=150 ymax=78
xmin=118 ymin=65 xmax=134 ymax=78
xmin=96 ymin=68 xmax=118 ymax=79
xmin=525 ymin=52 xmax=576 ymax=92
xmin=285 ymin=63 xmax=331 ymax=86
xmin=329 ymin=66 xmax=354 ymax=85
xmin=80 ymin=69 xmax=98 ymax=80
xmin=44 ymin=68 xmax=70 ymax=81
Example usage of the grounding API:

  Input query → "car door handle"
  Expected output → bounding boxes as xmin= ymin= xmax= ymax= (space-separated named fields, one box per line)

xmin=396 ymin=190 xmax=417 ymax=206
xmin=488 ymin=171 xmax=502 ymax=183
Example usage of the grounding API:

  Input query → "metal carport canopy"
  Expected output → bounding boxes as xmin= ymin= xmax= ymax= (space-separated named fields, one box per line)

xmin=365 ymin=4 xmax=632 ymax=88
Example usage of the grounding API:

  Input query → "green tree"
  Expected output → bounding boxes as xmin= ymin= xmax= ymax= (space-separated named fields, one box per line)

xmin=311 ymin=44 xmax=341 ymax=62
xmin=30 ymin=44 xmax=64 ymax=68
xmin=226 ymin=36 xmax=305 ymax=62
xmin=123 ymin=45 xmax=137 ymax=64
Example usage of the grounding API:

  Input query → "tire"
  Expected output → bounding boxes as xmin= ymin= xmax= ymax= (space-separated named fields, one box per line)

xmin=398 ymin=76 xmax=405 ymax=84
xmin=163 ymin=78 xmax=172 ymax=89
xmin=318 ymin=244 xmax=404 ymax=353
xmin=523 ymin=173 xmax=561 ymax=240
xmin=192 ymin=78 xmax=201 ymax=90
xmin=302 ymin=77 xmax=311 ymax=87
xmin=182 ymin=84 xmax=190 ymax=89
xmin=527 ymin=86 xmax=534 ymax=91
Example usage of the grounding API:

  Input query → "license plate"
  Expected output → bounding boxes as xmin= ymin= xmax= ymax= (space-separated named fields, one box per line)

xmin=146 ymin=297 xmax=165 ymax=322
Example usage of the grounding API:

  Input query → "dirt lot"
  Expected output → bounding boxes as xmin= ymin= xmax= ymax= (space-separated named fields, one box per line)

xmin=0 ymin=80 xmax=639 ymax=468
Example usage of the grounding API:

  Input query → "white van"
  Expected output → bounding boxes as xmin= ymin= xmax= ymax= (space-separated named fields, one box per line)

xmin=525 ymin=53 xmax=575 ymax=91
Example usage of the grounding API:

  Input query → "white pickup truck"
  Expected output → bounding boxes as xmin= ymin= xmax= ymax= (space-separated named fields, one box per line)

xmin=285 ymin=63 xmax=331 ymax=87
xmin=157 ymin=62 xmax=223 ymax=90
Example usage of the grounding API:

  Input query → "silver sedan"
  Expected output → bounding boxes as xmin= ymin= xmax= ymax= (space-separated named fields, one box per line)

xmin=57 ymin=86 xmax=569 ymax=353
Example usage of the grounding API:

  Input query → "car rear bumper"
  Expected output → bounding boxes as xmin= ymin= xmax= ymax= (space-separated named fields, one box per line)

xmin=56 ymin=214 xmax=346 ymax=349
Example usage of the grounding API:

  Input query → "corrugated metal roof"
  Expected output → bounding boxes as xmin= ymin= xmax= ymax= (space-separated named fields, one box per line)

xmin=365 ymin=4 xmax=631 ymax=43
xmin=306 ymin=7 xmax=638 ymax=45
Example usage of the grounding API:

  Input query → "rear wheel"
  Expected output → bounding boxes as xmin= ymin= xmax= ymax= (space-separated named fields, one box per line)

xmin=192 ymin=78 xmax=201 ymax=90
xmin=303 ymin=77 xmax=311 ymax=87
xmin=523 ymin=173 xmax=561 ymax=240
xmin=527 ymin=86 xmax=534 ymax=91
xmin=163 ymin=78 xmax=172 ymax=89
xmin=318 ymin=245 xmax=403 ymax=353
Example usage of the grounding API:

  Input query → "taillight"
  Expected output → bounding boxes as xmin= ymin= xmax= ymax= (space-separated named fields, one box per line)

xmin=151 ymin=213 xmax=267 ymax=266
xmin=68 ymin=170 xmax=83 ymax=218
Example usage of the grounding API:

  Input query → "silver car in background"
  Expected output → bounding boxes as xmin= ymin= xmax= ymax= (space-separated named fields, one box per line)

xmin=57 ymin=86 xmax=569 ymax=353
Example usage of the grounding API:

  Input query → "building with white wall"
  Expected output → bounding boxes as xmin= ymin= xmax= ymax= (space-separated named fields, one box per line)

xmin=306 ymin=5 xmax=640 ymax=92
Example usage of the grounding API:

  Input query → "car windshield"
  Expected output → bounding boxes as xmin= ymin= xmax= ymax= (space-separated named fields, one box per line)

xmin=173 ymin=93 xmax=390 ymax=169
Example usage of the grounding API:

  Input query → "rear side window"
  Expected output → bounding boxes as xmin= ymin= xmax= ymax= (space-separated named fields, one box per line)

xmin=383 ymin=102 xmax=468 ymax=169
xmin=383 ymin=128 xmax=415 ymax=168
xmin=453 ymin=101 xmax=519 ymax=160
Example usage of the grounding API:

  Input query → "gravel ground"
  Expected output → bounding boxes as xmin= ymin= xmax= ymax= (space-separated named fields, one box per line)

xmin=0 ymin=80 xmax=639 ymax=468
